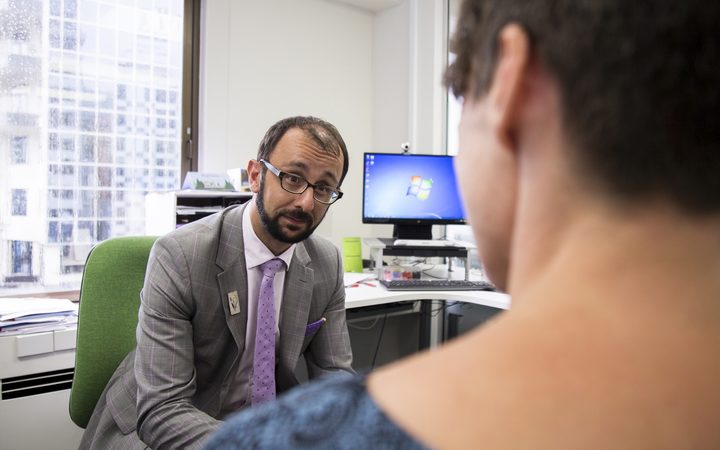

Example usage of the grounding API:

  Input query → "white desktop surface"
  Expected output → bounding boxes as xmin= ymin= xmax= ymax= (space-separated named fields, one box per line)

xmin=344 ymin=280 xmax=511 ymax=310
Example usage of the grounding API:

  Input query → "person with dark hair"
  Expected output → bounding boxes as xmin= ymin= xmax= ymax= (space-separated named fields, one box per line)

xmin=80 ymin=116 xmax=355 ymax=449
xmin=205 ymin=0 xmax=720 ymax=448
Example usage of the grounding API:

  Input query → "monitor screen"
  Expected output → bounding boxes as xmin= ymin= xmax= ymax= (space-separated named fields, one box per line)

xmin=362 ymin=152 xmax=466 ymax=239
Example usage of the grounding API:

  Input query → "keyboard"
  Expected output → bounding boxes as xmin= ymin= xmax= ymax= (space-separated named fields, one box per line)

xmin=392 ymin=239 xmax=454 ymax=247
xmin=379 ymin=279 xmax=496 ymax=291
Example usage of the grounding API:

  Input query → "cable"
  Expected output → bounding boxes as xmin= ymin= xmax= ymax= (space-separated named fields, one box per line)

xmin=347 ymin=316 xmax=381 ymax=330
xmin=421 ymin=268 xmax=444 ymax=279
xmin=370 ymin=313 xmax=388 ymax=370
xmin=422 ymin=300 xmax=459 ymax=317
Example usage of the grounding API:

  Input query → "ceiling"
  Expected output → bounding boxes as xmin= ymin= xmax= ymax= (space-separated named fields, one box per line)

xmin=325 ymin=0 xmax=404 ymax=13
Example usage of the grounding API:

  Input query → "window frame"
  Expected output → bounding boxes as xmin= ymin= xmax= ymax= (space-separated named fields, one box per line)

xmin=181 ymin=0 xmax=201 ymax=176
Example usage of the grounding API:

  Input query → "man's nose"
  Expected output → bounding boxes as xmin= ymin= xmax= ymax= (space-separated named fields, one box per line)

xmin=294 ymin=186 xmax=316 ymax=211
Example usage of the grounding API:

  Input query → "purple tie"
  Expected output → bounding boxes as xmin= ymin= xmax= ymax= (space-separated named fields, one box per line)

xmin=251 ymin=258 xmax=285 ymax=406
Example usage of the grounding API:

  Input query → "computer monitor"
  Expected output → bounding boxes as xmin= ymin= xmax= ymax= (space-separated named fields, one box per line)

xmin=362 ymin=152 xmax=466 ymax=240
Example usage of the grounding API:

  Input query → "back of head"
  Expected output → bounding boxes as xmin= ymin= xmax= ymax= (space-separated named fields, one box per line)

xmin=257 ymin=116 xmax=349 ymax=186
xmin=446 ymin=0 xmax=720 ymax=215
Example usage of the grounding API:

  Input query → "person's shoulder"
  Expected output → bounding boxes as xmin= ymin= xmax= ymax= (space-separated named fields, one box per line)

xmin=204 ymin=374 xmax=427 ymax=449
xmin=370 ymin=301 xmax=720 ymax=449
xmin=149 ymin=207 xmax=245 ymax=269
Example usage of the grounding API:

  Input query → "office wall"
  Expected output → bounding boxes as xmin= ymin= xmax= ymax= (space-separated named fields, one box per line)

xmin=372 ymin=1 xmax=410 ymax=153
xmin=200 ymin=0 xmax=374 ymax=246
xmin=372 ymin=0 xmax=448 ymax=153
xmin=200 ymin=0 xmax=449 ymax=248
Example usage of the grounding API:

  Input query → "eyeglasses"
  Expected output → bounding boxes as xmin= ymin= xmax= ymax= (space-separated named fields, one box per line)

xmin=259 ymin=159 xmax=343 ymax=205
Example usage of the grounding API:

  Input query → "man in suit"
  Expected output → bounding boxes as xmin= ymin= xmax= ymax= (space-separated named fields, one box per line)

xmin=80 ymin=116 xmax=355 ymax=449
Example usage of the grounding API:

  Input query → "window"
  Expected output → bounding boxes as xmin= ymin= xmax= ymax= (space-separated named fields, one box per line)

xmin=11 ymin=190 xmax=28 ymax=216
xmin=0 ymin=0 xmax=200 ymax=294
xmin=11 ymin=136 xmax=28 ymax=164
xmin=11 ymin=241 xmax=33 ymax=276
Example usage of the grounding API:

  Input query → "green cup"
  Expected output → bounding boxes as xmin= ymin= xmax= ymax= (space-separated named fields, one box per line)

xmin=342 ymin=237 xmax=363 ymax=273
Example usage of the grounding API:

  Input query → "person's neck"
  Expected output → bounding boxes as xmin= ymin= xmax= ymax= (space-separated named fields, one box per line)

xmin=508 ymin=200 xmax=720 ymax=313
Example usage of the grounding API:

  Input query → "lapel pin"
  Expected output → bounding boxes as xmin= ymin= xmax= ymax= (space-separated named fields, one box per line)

xmin=227 ymin=290 xmax=241 ymax=315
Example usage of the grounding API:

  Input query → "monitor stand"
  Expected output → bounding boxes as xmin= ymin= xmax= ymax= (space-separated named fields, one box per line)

xmin=393 ymin=224 xmax=433 ymax=241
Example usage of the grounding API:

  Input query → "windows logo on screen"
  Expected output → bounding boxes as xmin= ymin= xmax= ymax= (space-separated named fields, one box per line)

xmin=406 ymin=176 xmax=433 ymax=200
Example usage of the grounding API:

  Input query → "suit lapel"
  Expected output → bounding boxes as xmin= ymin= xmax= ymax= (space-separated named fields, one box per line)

xmin=279 ymin=243 xmax=313 ymax=372
xmin=215 ymin=204 xmax=250 ymax=355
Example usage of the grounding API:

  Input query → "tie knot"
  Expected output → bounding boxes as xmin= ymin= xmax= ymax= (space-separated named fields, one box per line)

xmin=260 ymin=258 xmax=285 ymax=278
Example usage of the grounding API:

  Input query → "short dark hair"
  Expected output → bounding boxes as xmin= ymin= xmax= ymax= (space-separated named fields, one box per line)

xmin=257 ymin=116 xmax=349 ymax=186
xmin=446 ymin=0 xmax=720 ymax=214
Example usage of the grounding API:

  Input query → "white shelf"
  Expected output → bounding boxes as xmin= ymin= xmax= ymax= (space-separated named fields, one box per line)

xmin=145 ymin=190 xmax=252 ymax=235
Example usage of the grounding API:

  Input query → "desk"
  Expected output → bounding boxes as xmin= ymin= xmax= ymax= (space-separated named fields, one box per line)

xmin=345 ymin=282 xmax=510 ymax=310
xmin=344 ymin=279 xmax=510 ymax=352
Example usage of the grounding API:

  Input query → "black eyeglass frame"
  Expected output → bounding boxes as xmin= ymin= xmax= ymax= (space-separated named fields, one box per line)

xmin=259 ymin=159 xmax=344 ymax=205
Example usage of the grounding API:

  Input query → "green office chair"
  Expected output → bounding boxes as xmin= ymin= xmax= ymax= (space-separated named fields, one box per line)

xmin=69 ymin=236 xmax=158 ymax=428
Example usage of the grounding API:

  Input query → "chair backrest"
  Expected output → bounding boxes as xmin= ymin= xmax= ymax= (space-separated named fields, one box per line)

xmin=69 ymin=236 xmax=157 ymax=428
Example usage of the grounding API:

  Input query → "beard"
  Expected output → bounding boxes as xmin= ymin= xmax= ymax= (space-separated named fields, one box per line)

xmin=256 ymin=176 xmax=318 ymax=243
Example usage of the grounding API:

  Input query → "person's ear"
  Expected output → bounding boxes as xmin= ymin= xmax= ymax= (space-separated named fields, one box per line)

xmin=247 ymin=159 xmax=262 ymax=193
xmin=487 ymin=23 xmax=530 ymax=152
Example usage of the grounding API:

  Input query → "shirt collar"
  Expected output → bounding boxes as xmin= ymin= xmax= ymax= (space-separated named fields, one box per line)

xmin=242 ymin=203 xmax=295 ymax=270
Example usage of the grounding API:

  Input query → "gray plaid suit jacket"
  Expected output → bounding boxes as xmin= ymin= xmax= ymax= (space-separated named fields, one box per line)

xmin=80 ymin=203 xmax=354 ymax=450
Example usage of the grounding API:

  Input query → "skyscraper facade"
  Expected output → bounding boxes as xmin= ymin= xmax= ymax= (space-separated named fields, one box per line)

xmin=0 ymin=0 xmax=183 ymax=293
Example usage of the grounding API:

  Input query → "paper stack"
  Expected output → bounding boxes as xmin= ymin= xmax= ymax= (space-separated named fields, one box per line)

xmin=0 ymin=298 xmax=78 ymax=336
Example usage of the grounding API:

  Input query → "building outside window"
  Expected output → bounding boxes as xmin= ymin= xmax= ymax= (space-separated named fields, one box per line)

xmin=11 ymin=189 xmax=28 ymax=216
xmin=11 ymin=241 xmax=33 ymax=277
xmin=0 ymin=0 xmax=185 ymax=293
xmin=11 ymin=136 xmax=28 ymax=164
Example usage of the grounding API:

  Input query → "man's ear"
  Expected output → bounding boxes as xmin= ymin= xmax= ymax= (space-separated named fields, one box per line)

xmin=247 ymin=159 xmax=262 ymax=193
xmin=487 ymin=23 xmax=530 ymax=151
